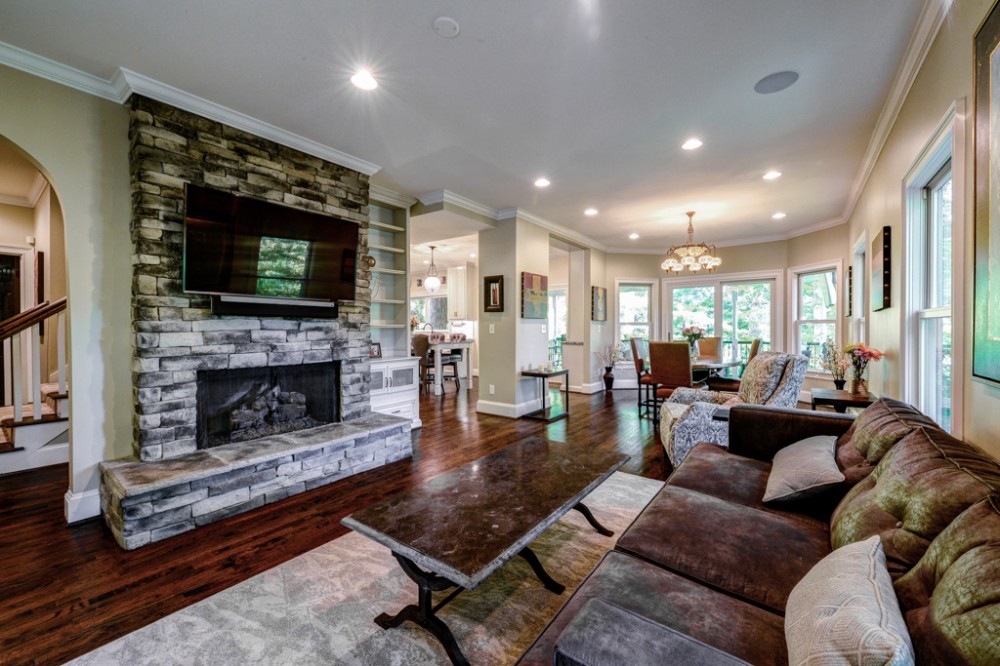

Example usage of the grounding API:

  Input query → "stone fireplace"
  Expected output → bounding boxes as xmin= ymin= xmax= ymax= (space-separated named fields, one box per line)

xmin=98 ymin=96 xmax=412 ymax=550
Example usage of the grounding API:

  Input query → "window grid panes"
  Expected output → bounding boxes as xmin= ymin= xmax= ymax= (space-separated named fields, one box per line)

xmin=619 ymin=284 xmax=652 ymax=344
xmin=671 ymin=286 xmax=715 ymax=338
xmin=917 ymin=162 xmax=952 ymax=431
xmin=795 ymin=269 xmax=837 ymax=371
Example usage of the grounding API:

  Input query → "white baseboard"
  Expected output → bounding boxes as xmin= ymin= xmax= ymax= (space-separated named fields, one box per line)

xmin=571 ymin=380 xmax=604 ymax=395
xmin=614 ymin=378 xmax=640 ymax=390
xmin=798 ymin=389 xmax=812 ymax=405
xmin=64 ymin=488 xmax=100 ymax=523
xmin=475 ymin=399 xmax=519 ymax=418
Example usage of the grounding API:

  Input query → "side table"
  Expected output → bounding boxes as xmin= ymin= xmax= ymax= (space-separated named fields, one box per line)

xmin=811 ymin=388 xmax=878 ymax=413
xmin=521 ymin=368 xmax=570 ymax=422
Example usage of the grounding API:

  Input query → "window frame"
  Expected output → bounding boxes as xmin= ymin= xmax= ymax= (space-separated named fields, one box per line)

xmin=661 ymin=269 xmax=783 ymax=361
xmin=901 ymin=102 xmax=965 ymax=437
xmin=787 ymin=260 xmax=841 ymax=377
xmin=614 ymin=279 xmax=658 ymax=357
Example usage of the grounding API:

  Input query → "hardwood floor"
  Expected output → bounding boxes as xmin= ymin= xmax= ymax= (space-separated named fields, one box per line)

xmin=0 ymin=382 xmax=668 ymax=666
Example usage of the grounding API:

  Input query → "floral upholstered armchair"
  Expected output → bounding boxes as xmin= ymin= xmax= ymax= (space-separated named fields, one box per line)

xmin=658 ymin=351 xmax=809 ymax=466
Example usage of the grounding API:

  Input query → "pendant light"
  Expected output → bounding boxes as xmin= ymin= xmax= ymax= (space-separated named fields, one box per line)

xmin=424 ymin=246 xmax=442 ymax=292
xmin=661 ymin=211 xmax=721 ymax=274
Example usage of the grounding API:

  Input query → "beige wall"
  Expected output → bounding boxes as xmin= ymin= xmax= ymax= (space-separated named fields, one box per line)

xmin=844 ymin=0 xmax=997 ymax=457
xmin=0 ymin=203 xmax=35 ymax=247
xmin=0 ymin=64 xmax=132 ymax=520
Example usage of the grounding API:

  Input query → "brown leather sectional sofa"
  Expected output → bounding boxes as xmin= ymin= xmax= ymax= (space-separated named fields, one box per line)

xmin=517 ymin=398 xmax=1000 ymax=665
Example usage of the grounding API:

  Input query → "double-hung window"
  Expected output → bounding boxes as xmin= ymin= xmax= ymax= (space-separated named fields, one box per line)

xmin=916 ymin=162 xmax=953 ymax=430
xmin=792 ymin=267 xmax=838 ymax=372
xmin=618 ymin=283 xmax=652 ymax=343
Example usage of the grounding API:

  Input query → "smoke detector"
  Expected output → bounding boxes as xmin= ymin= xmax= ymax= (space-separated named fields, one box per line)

xmin=433 ymin=16 xmax=460 ymax=38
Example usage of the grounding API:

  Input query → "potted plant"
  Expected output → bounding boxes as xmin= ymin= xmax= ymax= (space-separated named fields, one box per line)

xmin=681 ymin=325 xmax=706 ymax=359
xmin=843 ymin=343 xmax=885 ymax=396
xmin=595 ymin=342 xmax=627 ymax=391
xmin=820 ymin=340 xmax=849 ymax=390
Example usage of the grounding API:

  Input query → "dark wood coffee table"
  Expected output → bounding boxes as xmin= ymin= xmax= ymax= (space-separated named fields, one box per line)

xmin=342 ymin=438 xmax=628 ymax=665
xmin=811 ymin=388 xmax=878 ymax=413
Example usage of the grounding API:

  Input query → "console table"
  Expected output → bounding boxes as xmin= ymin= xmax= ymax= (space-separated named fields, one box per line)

xmin=521 ymin=368 xmax=570 ymax=422
xmin=810 ymin=388 xmax=878 ymax=413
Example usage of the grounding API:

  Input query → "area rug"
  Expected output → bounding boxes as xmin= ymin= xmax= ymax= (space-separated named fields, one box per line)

xmin=69 ymin=472 xmax=663 ymax=666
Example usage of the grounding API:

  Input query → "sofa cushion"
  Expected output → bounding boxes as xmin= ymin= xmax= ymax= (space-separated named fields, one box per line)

xmin=893 ymin=495 xmax=1000 ymax=665
xmin=616 ymin=485 xmax=830 ymax=612
xmin=516 ymin=551 xmax=786 ymax=666
xmin=763 ymin=435 xmax=845 ymax=503
xmin=668 ymin=443 xmax=834 ymax=525
xmin=785 ymin=536 xmax=914 ymax=666
xmin=835 ymin=398 xmax=938 ymax=484
xmin=831 ymin=427 xmax=1000 ymax=578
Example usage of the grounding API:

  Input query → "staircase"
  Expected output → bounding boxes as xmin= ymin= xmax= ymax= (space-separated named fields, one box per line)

xmin=0 ymin=299 xmax=70 ymax=475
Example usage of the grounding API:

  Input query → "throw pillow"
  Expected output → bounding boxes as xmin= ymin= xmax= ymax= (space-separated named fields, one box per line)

xmin=763 ymin=435 xmax=845 ymax=502
xmin=785 ymin=536 xmax=915 ymax=666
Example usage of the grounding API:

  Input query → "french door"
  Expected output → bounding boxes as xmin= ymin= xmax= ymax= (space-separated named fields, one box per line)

xmin=663 ymin=272 xmax=779 ymax=368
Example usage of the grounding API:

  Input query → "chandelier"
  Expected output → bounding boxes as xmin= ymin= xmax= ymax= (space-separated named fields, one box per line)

xmin=424 ymin=245 xmax=442 ymax=292
xmin=661 ymin=211 xmax=721 ymax=274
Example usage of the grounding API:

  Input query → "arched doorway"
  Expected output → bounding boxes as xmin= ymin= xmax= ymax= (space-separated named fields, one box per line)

xmin=0 ymin=137 xmax=70 ymax=475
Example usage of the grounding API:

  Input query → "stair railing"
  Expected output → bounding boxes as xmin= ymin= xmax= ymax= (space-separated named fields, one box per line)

xmin=0 ymin=297 xmax=67 ymax=424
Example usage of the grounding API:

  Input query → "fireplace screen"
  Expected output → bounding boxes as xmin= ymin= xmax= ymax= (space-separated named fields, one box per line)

xmin=196 ymin=362 xmax=339 ymax=448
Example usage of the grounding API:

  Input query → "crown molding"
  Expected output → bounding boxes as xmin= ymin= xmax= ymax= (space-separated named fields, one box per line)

xmin=417 ymin=189 xmax=499 ymax=219
xmin=26 ymin=172 xmax=47 ymax=207
xmin=0 ymin=41 xmax=125 ymax=102
xmin=842 ymin=0 xmax=952 ymax=222
xmin=369 ymin=185 xmax=417 ymax=208
xmin=0 ymin=194 xmax=31 ymax=207
xmin=0 ymin=41 xmax=381 ymax=176
xmin=496 ymin=207 xmax=610 ymax=252
xmin=119 ymin=69 xmax=381 ymax=176
xmin=603 ymin=215 xmax=848 ymax=254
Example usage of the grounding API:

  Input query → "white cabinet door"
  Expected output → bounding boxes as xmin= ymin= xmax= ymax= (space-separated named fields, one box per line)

xmin=448 ymin=267 xmax=468 ymax=320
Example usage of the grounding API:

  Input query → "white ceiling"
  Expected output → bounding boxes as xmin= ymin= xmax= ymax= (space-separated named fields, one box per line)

xmin=0 ymin=1 xmax=928 ymax=250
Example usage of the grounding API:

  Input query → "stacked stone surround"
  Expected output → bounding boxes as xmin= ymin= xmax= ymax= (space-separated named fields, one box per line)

xmin=101 ymin=414 xmax=411 ymax=549
xmin=128 ymin=95 xmax=374 ymax=461
xmin=97 ymin=96 xmax=414 ymax=549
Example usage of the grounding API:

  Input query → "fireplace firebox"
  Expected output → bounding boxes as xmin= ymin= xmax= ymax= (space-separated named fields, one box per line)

xmin=196 ymin=362 xmax=340 ymax=448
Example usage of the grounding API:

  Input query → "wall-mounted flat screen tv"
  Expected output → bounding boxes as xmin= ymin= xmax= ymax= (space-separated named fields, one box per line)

xmin=183 ymin=184 xmax=358 ymax=306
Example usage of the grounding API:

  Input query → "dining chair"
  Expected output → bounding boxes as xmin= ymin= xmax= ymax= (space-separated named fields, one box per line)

xmin=706 ymin=337 xmax=762 ymax=392
xmin=629 ymin=337 xmax=657 ymax=418
xmin=697 ymin=336 xmax=721 ymax=359
xmin=648 ymin=341 xmax=706 ymax=420
xmin=411 ymin=333 xmax=461 ymax=394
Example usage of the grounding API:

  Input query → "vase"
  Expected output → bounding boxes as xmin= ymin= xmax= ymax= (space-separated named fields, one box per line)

xmin=689 ymin=340 xmax=700 ymax=360
xmin=603 ymin=366 xmax=614 ymax=391
xmin=833 ymin=379 xmax=846 ymax=391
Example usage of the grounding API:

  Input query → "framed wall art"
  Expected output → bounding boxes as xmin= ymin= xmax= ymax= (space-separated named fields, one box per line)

xmin=591 ymin=286 xmax=607 ymax=321
xmin=870 ymin=226 xmax=891 ymax=312
xmin=520 ymin=272 xmax=548 ymax=319
xmin=369 ymin=342 xmax=382 ymax=358
xmin=975 ymin=1 xmax=1000 ymax=383
xmin=484 ymin=275 xmax=504 ymax=313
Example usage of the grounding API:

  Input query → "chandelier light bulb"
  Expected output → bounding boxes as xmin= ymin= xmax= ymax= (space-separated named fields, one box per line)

xmin=661 ymin=211 xmax=722 ymax=275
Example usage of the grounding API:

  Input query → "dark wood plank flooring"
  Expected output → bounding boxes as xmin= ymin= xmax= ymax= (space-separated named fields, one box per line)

xmin=0 ymin=382 xmax=667 ymax=666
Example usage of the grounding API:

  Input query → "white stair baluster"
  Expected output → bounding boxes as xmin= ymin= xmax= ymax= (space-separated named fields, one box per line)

xmin=2 ymin=337 xmax=10 ymax=408
xmin=57 ymin=311 xmax=66 ymax=394
xmin=11 ymin=332 xmax=22 ymax=424
xmin=31 ymin=323 xmax=41 ymax=421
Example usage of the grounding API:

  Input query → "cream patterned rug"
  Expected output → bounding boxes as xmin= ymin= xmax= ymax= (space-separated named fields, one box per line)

xmin=69 ymin=472 xmax=663 ymax=666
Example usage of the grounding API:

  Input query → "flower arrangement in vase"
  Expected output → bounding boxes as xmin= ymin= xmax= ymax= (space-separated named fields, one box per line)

xmin=843 ymin=343 xmax=885 ymax=396
xmin=594 ymin=342 xmax=627 ymax=390
xmin=681 ymin=325 xmax=706 ymax=359
xmin=820 ymin=340 xmax=850 ymax=390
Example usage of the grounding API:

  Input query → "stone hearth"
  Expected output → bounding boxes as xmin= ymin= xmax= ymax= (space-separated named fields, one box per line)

xmin=101 ymin=413 xmax=410 ymax=550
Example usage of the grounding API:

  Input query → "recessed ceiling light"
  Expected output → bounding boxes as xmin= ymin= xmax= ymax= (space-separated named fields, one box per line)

xmin=763 ymin=170 xmax=782 ymax=180
xmin=772 ymin=212 xmax=787 ymax=219
xmin=423 ymin=260 xmax=429 ymax=264
xmin=628 ymin=233 xmax=640 ymax=240
xmin=470 ymin=252 xmax=476 ymax=258
xmin=534 ymin=177 xmax=551 ymax=188
xmin=681 ymin=138 xmax=703 ymax=150
xmin=754 ymin=71 xmax=799 ymax=95
xmin=350 ymin=69 xmax=378 ymax=90
xmin=584 ymin=207 xmax=598 ymax=216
